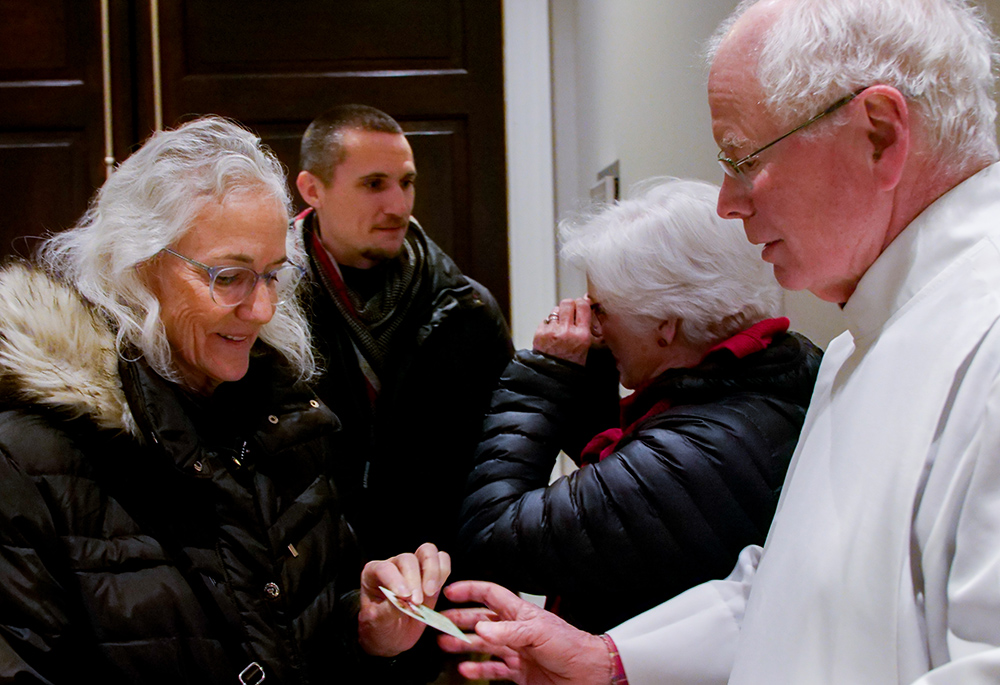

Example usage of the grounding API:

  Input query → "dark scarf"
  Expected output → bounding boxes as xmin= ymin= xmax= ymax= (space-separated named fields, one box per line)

xmin=304 ymin=210 xmax=426 ymax=401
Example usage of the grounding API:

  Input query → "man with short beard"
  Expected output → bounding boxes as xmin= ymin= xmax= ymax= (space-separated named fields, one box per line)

xmin=294 ymin=104 xmax=512 ymax=572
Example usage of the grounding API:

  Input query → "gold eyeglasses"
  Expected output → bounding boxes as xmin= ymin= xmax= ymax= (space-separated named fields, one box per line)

xmin=717 ymin=87 xmax=868 ymax=186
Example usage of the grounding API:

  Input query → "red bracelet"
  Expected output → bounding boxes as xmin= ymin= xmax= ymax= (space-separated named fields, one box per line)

xmin=600 ymin=634 xmax=629 ymax=685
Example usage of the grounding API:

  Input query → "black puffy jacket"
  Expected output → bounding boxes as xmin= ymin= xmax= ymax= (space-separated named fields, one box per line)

xmin=459 ymin=331 xmax=822 ymax=633
xmin=0 ymin=265 xmax=368 ymax=683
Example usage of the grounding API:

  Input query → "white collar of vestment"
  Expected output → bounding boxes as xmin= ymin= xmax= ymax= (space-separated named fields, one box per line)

xmin=843 ymin=161 xmax=1000 ymax=343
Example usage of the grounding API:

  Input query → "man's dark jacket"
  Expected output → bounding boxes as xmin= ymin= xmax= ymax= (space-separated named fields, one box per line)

xmin=459 ymin=331 xmax=822 ymax=633
xmin=299 ymin=211 xmax=513 ymax=562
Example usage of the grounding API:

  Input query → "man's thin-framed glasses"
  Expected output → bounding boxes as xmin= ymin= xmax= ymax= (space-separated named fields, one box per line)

xmin=161 ymin=248 xmax=305 ymax=307
xmin=717 ymin=87 xmax=869 ymax=184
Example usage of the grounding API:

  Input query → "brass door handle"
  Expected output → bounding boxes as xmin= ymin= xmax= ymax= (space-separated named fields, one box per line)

xmin=150 ymin=0 xmax=163 ymax=132
xmin=100 ymin=0 xmax=114 ymax=177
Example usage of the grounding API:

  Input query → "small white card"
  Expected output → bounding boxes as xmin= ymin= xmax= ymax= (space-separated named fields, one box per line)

xmin=379 ymin=586 xmax=472 ymax=643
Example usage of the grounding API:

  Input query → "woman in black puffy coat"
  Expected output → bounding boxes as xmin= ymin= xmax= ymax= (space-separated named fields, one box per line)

xmin=458 ymin=178 xmax=822 ymax=633
xmin=0 ymin=117 xmax=448 ymax=684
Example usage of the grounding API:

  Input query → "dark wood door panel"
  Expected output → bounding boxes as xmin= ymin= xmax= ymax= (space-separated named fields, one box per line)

xmin=0 ymin=0 xmax=76 ymax=74
xmin=1 ymin=0 xmax=509 ymax=314
xmin=0 ymin=131 xmax=90 ymax=256
xmin=179 ymin=0 xmax=464 ymax=72
xmin=0 ymin=0 xmax=99 ymax=247
xmin=156 ymin=0 xmax=474 ymax=123
xmin=0 ymin=0 xmax=134 ymax=252
xmin=404 ymin=121 xmax=466 ymax=267
xmin=174 ymin=74 xmax=480 ymax=123
xmin=152 ymin=0 xmax=508 ymax=313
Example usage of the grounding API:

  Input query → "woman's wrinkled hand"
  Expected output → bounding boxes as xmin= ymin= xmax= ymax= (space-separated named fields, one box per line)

xmin=358 ymin=542 xmax=451 ymax=656
xmin=533 ymin=297 xmax=593 ymax=366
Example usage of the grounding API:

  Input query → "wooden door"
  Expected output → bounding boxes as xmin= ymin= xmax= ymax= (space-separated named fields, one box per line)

xmin=0 ymin=0 xmax=133 ymax=258
xmin=0 ymin=0 xmax=509 ymax=314
xmin=143 ymin=0 xmax=509 ymax=312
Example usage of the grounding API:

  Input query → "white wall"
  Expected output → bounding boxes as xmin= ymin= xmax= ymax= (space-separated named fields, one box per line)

xmin=506 ymin=0 xmax=1000 ymax=351
xmin=503 ymin=0 xmax=558 ymax=350
xmin=549 ymin=0 xmax=847 ymax=348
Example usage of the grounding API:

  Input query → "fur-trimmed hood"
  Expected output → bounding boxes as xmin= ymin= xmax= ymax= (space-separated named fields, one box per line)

xmin=0 ymin=263 xmax=136 ymax=434
xmin=0 ymin=264 xmax=362 ymax=683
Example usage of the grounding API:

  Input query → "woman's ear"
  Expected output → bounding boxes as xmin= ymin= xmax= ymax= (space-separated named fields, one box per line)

xmin=657 ymin=319 xmax=678 ymax=347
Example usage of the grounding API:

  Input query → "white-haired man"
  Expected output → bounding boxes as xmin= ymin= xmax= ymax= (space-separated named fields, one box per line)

xmin=438 ymin=1 xmax=1000 ymax=683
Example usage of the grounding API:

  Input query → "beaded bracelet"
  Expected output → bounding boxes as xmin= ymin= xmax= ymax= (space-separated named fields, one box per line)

xmin=599 ymin=634 xmax=629 ymax=685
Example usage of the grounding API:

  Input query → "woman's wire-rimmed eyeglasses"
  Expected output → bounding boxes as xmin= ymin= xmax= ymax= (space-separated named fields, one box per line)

xmin=161 ymin=248 xmax=305 ymax=307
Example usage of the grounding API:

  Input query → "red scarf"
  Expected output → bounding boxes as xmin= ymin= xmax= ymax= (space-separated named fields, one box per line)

xmin=306 ymin=216 xmax=359 ymax=318
xmin=302 ymin=210 xmax=378 ymax=406
xmin=578 ymin=317 xmax=789 ymax=463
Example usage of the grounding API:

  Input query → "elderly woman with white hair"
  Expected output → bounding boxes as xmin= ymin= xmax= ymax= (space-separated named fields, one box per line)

xmin=0 ymin=116 xmax=449 ymax=683
xmin=457 ymin=178 xmax=821 ymax=633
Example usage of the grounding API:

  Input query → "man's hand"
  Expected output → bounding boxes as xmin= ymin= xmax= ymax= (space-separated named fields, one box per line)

xmin=437 ymin=580 xmax=613 ymax=685
xmin=359 ymin=542 xmax=451 ymax=656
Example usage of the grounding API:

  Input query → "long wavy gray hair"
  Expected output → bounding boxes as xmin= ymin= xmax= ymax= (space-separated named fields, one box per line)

xmin=38 ymin=116 xmax=316 ymax=384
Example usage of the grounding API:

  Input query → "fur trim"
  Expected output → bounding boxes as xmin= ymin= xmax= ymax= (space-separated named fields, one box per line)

xmin=0 ymin=264 xmax=136 ymax=435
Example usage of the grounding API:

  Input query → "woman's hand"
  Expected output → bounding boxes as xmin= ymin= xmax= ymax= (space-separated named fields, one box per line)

xmin=358 ymin=542 xmax=451 ymax=656
xmin=533 ymin=297 xmax=593 ymax=366
xmin=437 ymin=580 xmax=613 ymax=685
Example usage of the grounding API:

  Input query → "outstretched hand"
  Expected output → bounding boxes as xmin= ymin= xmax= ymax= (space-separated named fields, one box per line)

xmin=359 ymin=542 xmax=451 ymax=656
xmin=437 ymin=580 xmax=612 ymax=685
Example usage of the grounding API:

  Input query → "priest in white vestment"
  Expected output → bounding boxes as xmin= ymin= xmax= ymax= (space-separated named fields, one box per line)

xmin=436 ymin=1 xmax=1000 ymax=684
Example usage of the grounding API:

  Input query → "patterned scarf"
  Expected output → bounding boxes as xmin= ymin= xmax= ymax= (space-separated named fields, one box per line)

xmin=303 ymin=210 xmax=426 ymax=401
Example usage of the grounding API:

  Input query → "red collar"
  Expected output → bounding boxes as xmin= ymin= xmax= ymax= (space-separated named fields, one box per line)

xmin=579 ymin=316 xmax=790 ymax=464
xmin=705 ymin=316 xmax=789 ymax=360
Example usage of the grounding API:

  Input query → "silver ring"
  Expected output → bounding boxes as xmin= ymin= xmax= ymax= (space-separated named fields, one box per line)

xmin=545 ymin=313 xmax=559 ymax=323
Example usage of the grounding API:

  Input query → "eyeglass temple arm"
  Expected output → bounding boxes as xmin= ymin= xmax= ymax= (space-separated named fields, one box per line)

xmin=732 ymin=87 xmax=867 ymax=167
